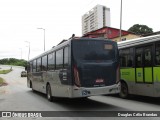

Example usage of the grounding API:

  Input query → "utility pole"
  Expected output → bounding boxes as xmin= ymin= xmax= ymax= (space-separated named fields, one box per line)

xmin=119 ymin=0 xmax=122 ymax=41
xmin=37 ymin=28 xmax=45 ymax=51
xmin=25 ymin=41 xmax=30 ymax=61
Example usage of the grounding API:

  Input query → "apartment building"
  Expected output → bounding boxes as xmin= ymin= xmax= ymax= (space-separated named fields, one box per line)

xmin=82 ymin=4 xmax=111 ymax=35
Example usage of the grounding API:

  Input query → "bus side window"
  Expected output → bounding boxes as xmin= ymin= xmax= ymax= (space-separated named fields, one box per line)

xmin=56 ymin=49 xmax=63 ymax=70
xmin=119 ymin=49 xmax=133 ymax=67
xmin=64 ymin=47 xmax=69 ymax=68
xmin=37 ymin=58 xmax=42 ymax=72
xmin=144 ymin=47 xmax=152 ymax=67
xmin=127 ymin=60 xmax=133 ymax=67
xmin=42 ymin=55 xmax=47 ymax=71
xmin=30 ymin=62 xmax=33 ymax=72
xmin=25 ymin=63 xmax=29 ymax=72
xmin=135 ymin=48 xmax=143 ymax=67
xmin=33 ymin=60 xmax=36 ymax=72
xmin=48 ymin=52 xmax=55 ymax=70
xmin=156 ymin=43 xmax=160 ymax=65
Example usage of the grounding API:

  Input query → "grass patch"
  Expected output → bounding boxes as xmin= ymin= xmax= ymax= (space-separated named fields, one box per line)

xmin=0 ymin=69 xmax=12 ymax=74
xmin=0 ymin=77 xmax=7 ymax=86
xmin=0 ymin=77 xmax=4 ymax=84
xmin=0 ymin=77 xmax=6 ymax=86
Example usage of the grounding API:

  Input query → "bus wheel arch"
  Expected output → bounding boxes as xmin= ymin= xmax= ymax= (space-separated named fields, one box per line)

xmin=46 ymin=83 xmax=53 ymax=102
xmin=119 ymin=80 xmax=129 ymax=99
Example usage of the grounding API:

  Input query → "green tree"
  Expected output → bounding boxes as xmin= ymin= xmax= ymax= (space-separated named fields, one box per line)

xmin=128 ymin=24 xmax=153 ymax=35
xmin=0 ymin=58 xmax=27 ymax=67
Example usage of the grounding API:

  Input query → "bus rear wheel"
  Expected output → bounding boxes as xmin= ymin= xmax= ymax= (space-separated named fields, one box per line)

xmin=46 ymin=84 xmax=53 ymax=102
xmin=119 ymin=81 xmax=128 ymax=99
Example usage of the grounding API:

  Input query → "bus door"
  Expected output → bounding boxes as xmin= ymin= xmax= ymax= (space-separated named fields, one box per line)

xmin=135 ymin=46 xmax=153 ymax=83
xmin=144 ymin=46 xmax=153 ymax=83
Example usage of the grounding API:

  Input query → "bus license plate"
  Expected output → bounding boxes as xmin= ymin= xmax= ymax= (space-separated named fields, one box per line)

xmin=96 ymin=79 xmax=104 ymax=83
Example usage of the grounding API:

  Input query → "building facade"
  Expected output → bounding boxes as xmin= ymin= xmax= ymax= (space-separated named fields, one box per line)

xmin=82 ymin=5 xmax=111 ymax=35
xmin=112 ymin=34 xmax=140 ymax=42
xmin=83 ymin=26 xmax=140 ymax=42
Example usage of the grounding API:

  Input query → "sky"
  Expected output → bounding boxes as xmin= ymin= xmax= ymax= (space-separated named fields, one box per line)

xmin=0 ymin=0 xmax=160 ymax=60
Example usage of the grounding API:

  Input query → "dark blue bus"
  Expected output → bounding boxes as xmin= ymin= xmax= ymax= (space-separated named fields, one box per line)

xmin=27 ymin=38 xmax=120 ymax=101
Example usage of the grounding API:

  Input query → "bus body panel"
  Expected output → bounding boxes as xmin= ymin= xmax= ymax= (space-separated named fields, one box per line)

xmin=48 ymin=70 xmax=72 ymax=97
xmin=120 ymin=80 xmax=159 ymax=97
xmin=144 ymin=67 xmax=153 ymax=83
xmin=153 ymin=67 xmax=160 ymax=82
xmin=153 ymin=67 xmax=160 ymax=97
xmin=125 ymin=81 xmax=155 ymax=97
xmin=120 ymin=68 xmax=135 ymax=82
xmin=133 ymin=83 xmax=154 ymax=97
xmin=120 ymin=68 xmax=136 ymax=94
xmin=32 ymin=72 xmax=43 ymax=92
xmin=136 ymin=68 xmax=143 ymax=83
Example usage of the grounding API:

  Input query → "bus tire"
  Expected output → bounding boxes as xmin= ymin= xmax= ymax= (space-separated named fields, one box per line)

xmin=46 ymin=84 xmax=53 ymax=102
xmin=119 ymin=81 xmax=128 ymax=99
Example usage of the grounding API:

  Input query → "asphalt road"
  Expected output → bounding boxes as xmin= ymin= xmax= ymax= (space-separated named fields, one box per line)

xmin=0 ymin=65 xmax=160 ymax=120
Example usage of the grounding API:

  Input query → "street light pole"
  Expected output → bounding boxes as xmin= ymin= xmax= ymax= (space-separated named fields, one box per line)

xmin=25 ymin=41 xmax=30 ymax=61
xmin=119 ymin=0 xmax=122 ymax=41
xmin=37 ymin=28 xmax=45 ymax=51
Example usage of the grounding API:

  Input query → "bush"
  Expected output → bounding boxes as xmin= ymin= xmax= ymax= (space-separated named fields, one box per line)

xmin=0 ymin=58 xmax=27 ymax=67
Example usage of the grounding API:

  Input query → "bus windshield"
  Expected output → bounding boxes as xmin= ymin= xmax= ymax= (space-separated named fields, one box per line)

xmin=72 ymin=40 xmax=116 ymax=61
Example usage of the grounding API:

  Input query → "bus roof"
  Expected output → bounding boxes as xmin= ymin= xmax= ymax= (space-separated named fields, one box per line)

xmin=118 ymin=34 xmax=160 ymax=49
xmin=28 ymin=39 xmax=71 ymax=62
xmin=28 ymin=37 xmax=114 ymax=62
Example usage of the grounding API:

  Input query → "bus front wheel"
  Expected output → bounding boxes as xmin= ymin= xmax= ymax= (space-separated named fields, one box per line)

xmin=119 ymin=81 xmax=128 ymax=99
xmin=46 ymin=84 xmax=53 ymax=102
